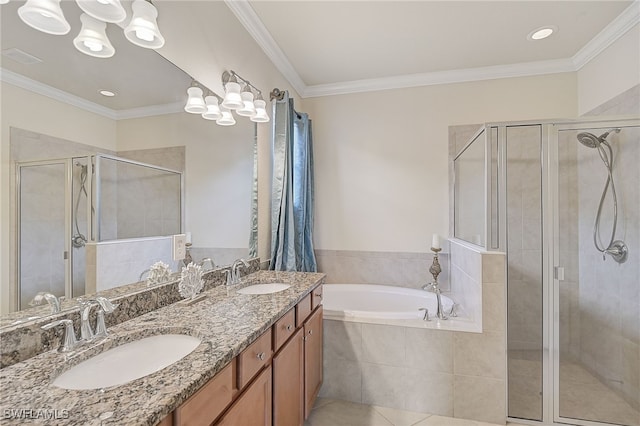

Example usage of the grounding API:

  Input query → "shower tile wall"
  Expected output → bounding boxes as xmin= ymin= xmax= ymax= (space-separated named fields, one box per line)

xmin=320 ymin=244 xmax=506 ymax=424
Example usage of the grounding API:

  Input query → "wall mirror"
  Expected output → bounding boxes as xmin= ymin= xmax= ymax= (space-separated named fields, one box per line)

xmin=1 ymin=1 xmax=255 ymax=319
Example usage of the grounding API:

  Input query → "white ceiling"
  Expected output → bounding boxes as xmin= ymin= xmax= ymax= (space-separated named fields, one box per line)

xmin=229 ymin=0 xmax=638 ymax=97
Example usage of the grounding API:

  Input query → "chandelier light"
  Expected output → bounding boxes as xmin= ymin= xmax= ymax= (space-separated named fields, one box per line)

xmin=221 ymin=74 xmax=243 ymax=110
xmin=236 ymin=85 xmax=257 ymax=117
xmin=123 ymin=0 xmax=165 ymax=49
xmin=18 ymin=0 xmax=71 ymax=35
xmin=76 ymin=0 xmax=126 ymax=23
xmin=251 ymin=97 xmax=270 ymax=123
xmin=73 ymin=13 xmax=115 ymax=58
xmin=216 ymin=107 xmax=236 ymax=126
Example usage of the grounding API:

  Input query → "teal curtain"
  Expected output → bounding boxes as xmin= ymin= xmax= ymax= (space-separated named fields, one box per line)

xmin=270 ymin=91 xmax=317 ymax=272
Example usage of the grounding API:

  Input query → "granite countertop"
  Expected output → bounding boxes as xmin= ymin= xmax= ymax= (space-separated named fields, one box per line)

xmin=0 ymin=270 xmax=325 ymax=425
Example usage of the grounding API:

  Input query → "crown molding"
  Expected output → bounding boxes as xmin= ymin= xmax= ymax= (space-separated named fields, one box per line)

xmin=303 ymin=58 xmax=576 ymax=98
xmin=228 ymin=1 xmax=639 ymax=99
xmin=1 ymin=68 xmax=118 ymax=120
xmin=224 ymin=0 xmax=306 ymax=97
xmin=116 ymin=102 xmax=184 ymax=120
xmin=1 ymin=68 xmax=183 ymax=120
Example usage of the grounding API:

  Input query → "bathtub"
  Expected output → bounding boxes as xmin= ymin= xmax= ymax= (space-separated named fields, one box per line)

xmin=322 ymin=284 xmax=454 ymax=320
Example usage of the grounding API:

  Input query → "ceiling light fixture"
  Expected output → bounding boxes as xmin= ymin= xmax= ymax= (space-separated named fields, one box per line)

xmin=185 ymin=72 xmax=269 ymax=127
xmin=99 ymin=90 xmax=116 ymax=97
xmin=527 ymin=26 xmax=556 ymax=41
xmin=76 ymin=0 xmax=126 ymax=23
xmin=18 ymin=0 xmax=71 ymax=35
xmin=73 ymin=13 xmax=115 ymax=58
xmin=124 ymin=0 xmax=165 ymax=49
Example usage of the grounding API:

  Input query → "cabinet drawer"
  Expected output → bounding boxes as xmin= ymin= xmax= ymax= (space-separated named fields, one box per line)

xmin=273 ymin=308 xmax=296 ymax=352
xmin=238 ymin=329 xmax=272 ymax=389
xmin=295 ymin=294 xmax=312 ymax=328
xmin=311 ymin=285 xmax=323 ymax=310
xmin=174 ymin=360 xmax=235 ymax=426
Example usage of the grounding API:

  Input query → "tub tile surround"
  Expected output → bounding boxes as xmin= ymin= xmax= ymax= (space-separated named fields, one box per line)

xmin=321 ymin=239 xmax=507 ymax=424
xmin=0 ymin=269 xmax=325 ymax=425
xmin=0 ymin=259 xmax=262 ymax=368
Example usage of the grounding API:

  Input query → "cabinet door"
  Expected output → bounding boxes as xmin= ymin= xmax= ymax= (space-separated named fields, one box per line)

xmin=273 ymin=328 xmax=304 ymax=426
xmin=217 ymin=366 xmax=272 ymax=426
xmin=304 ymin=306 xmax=323 ymax=419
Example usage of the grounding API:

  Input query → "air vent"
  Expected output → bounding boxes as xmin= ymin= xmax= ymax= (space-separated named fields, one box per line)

xmin=1 ymin=48 xmax=43 ymax=65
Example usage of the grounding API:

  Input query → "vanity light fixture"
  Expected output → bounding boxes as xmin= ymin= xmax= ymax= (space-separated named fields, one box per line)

xmin=18 ymin=0 xmax=71 ymax=35
xmin=216 ymin=107 xmax=236 ymax=126
xmin=202 ymin=95 xmax=222 ymax=121
xmin=76 ymin=0 xmax=126 ymax=23
xmin=73 ymin=13 xmax=115 ymax=58
xmin=124 ymin=0 xmax=165 ymax=49
xmin=184 ymin=85 xmax=206 ymax=114
xmin=221 ymin=73 xmax=243 ymax=110
xmin=186 ymin=72 xmax=269 ymax=126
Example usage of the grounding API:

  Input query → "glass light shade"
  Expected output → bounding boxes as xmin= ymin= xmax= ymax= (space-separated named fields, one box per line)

xmin=18 ymin=0 xmax=70 ymax=35
xmin=0 ymin=0 xmax=10 ymax=4
xmin=124 ymin=0 xmax=164 ymax=49
xmin=221 ymin=81 xmax=242 ymax=110
xmin=73 ymin=14 xmax=115 ymax=58
xmin=202 ymin=96 xmax=222 ymax=120
xmin=251 ymin=99 xmax=270 ymax=123
xmin=216 ymin=107 xmax=236 ymax=126
xmin=184 ymin=87 xmax=206 ymax=114
xmin=236 ymin=91 xmax=256 ymax=117
xmin=76 ymin=0 xmax=126 ymax=23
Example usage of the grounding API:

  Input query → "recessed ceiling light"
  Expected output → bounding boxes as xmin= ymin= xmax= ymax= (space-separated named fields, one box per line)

xmin=99 ymin=90 xmax=116 ymax=97
xmin=528 ymin=26 xmax=557 ymax=41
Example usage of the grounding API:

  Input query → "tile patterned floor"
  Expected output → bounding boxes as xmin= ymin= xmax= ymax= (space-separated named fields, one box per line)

xmin=304 ymin=398 xmax=527 ymax=426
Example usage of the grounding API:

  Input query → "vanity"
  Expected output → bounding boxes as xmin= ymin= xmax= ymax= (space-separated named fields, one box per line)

xmin=0 ymin=269 xmax=325 ymax=426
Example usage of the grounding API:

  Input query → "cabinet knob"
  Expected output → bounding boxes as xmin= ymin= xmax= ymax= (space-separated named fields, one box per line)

xmin=308 ymin=329 xmax=313 ymax=335
xmin=286 ymin=324 xmax=292 ymax=331
xmin=257 ymin=352 xmax=266 ymax=361
xmin=314 ymin=293 xmax=322 ymax=298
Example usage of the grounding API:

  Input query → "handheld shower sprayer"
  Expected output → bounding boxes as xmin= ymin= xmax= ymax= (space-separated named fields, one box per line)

xmin=576 ymin=129 xmax=627 ymax=263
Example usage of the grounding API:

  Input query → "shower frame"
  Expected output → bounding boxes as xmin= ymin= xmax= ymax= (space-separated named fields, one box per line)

xmin=13 ymin=153 xmax=184 ymax=311
xmin=453 ymin=116 xmax=639 ymax=426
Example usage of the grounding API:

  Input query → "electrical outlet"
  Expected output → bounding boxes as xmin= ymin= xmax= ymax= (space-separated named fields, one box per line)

xmin=172 ymin=234 xmax=186 ymax=260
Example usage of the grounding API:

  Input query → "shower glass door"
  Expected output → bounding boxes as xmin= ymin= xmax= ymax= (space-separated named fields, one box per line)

xmin=555 ymin=122 xmax=639 ymax=426
xmin=17 ymin=160 xmax=70 ymax=309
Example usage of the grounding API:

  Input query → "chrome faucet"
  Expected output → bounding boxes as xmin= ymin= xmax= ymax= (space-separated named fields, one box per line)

xmin=94 ymin=297 xmax=118 ymax=338
xmin=29 ymin=292 xmax=62 ymax=313
xmin=422 ymin=282 xmax=448 ymax=320
xmin=198 ymin=257 xmax=216 ymax=272
xmin=78 ymin=297 xmax=118 ymax=341
xmin=41 ymin=319 xmax=80 ymax=352
xmin=226 ymin=258 xmax=250 ymax=285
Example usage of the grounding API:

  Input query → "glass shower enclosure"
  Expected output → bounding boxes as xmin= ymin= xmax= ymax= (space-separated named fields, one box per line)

xmin=453 ymin=118 xmax=639 ymax=426
xmin=16 ymin=154 xmax=182 ymax=310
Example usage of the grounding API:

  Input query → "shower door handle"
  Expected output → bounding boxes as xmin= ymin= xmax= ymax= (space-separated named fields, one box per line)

xmin=63 ymin=251 xmax=69 ymax=260
xmin=554 ymin=266 xmax=565 ymax=281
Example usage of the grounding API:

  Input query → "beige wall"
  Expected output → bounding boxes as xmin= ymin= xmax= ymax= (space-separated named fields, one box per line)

xmin=577 ymin=23 xmax=640 ymax=116
xmin=304 ymin=73 xmax=577 ymax=253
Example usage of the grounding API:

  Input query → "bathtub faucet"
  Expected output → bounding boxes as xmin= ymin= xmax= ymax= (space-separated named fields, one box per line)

xmin=422 ymin=282 xmax=448 ymax=320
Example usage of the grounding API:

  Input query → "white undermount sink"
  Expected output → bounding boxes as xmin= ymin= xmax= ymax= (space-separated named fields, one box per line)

xmin=53 ymin=334 xmax=201 ymax=390
xmin=237 ymin=283 xmax=291 ymax=295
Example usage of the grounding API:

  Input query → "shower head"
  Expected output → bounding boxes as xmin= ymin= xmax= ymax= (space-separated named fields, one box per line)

xmin=577 ymin=132 xmax=601 ymax=148
xmin=576 ymin=128 xmax=620 ymax=148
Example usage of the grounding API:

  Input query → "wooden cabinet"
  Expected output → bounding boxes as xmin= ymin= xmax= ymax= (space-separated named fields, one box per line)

xmin=163 ymin=284 xmax=323 ymax=426
xmin=273 ymin=328 xmax=304 ymax=426
xmin=303 ymin=305 xmax=323 ymax=419
xmin=174 ymin=360 xmax=236 ymax=426
xmin=217 ymin=366 xmax=272 ymax=426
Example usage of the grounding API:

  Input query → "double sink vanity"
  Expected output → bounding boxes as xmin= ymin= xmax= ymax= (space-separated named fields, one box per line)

xmin=0 ymin=266 xmax=325 ymax=425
